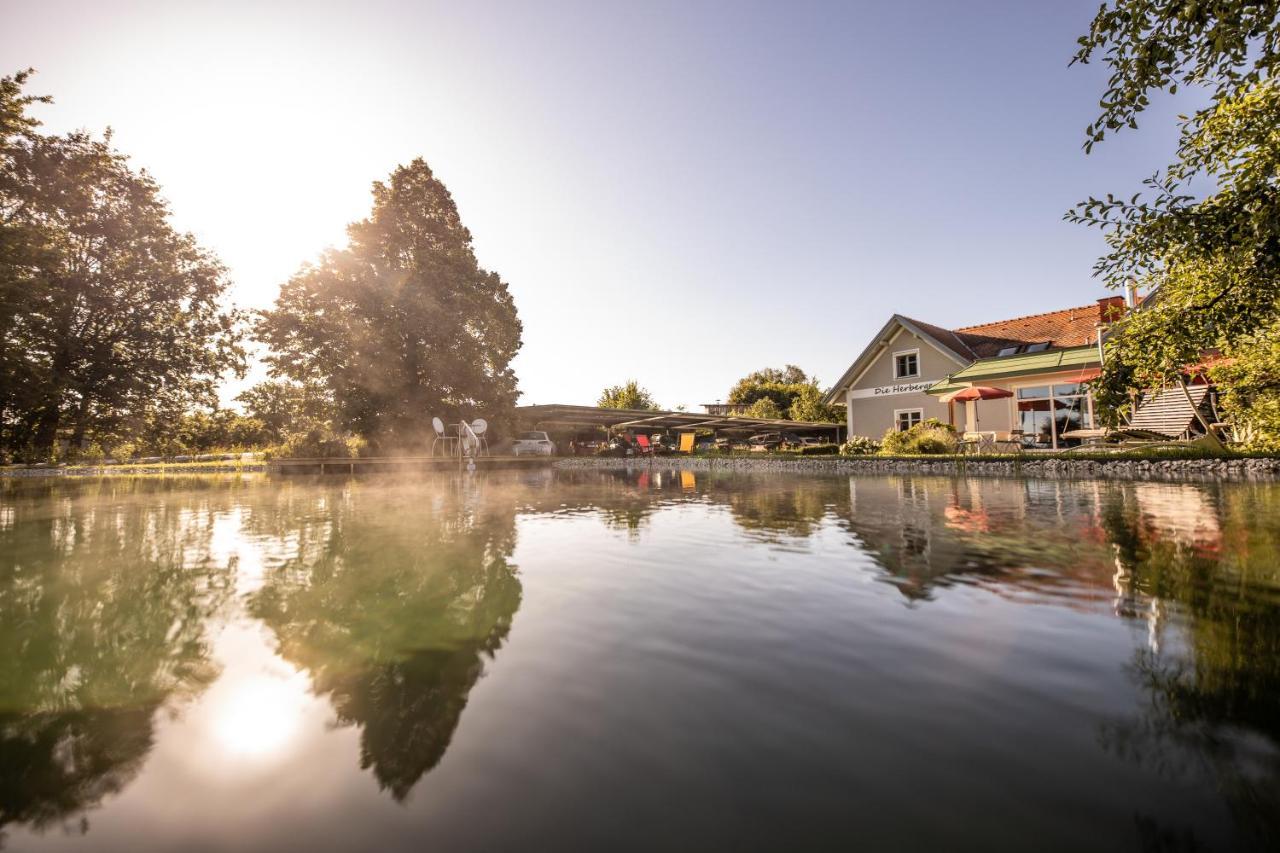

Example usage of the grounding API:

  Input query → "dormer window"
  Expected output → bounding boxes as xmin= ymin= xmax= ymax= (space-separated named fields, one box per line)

xmin=893 ymin=350 xmax=919 ymax=379
xmin=997 ymin=341 xmax=1051 ymax=358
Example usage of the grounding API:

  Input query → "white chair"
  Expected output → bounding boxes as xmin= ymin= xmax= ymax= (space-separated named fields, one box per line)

xmin=431 ymin=417 xmax=457 ymax=457
xmin=470 ymin=418 xmax=489 ymax=456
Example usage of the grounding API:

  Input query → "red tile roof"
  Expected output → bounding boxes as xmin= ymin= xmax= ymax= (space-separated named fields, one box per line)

xmin=951 ymin=303 xmax=1112 ymax=358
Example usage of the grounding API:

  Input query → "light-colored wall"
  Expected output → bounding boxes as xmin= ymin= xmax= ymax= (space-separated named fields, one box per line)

xmin=842 ymin=328 xmax=957 ymax=439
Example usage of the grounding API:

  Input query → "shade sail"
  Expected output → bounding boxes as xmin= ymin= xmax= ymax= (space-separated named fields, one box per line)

xmin=514 ymin=404 xmax=842 ymax=435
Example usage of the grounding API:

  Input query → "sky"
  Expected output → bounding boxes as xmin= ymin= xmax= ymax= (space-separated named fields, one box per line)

xmin=2 ymin=0 xmax=1193 ymax=410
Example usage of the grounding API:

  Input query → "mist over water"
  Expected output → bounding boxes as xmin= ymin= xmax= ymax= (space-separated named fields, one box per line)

xmin=1 ymin=470 xmax=1278 ymax=851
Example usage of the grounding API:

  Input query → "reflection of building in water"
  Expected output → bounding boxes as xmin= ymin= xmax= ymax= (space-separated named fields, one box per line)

xmin=839 ymin=477 xmax=1136 ymax=601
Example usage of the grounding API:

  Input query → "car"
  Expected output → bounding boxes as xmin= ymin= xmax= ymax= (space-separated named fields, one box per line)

xmin=513 ymin=431 xmax=556 ymax=456
xmin=747 ymin=432 xmax=783 ymax=450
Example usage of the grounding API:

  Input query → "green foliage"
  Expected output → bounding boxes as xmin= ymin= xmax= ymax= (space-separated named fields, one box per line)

xmin=727 ymin=365 xmax=842 ymax=422
xmin=266 ymin=427 xmax=367 ymax=460
xmin=1211 ymin=318 xmax=1280 ymax=451
xmin=0 ymin=70 xmax=246 ymax=463
xmin=740 ymin=397 xmax=783 ymax=419
xmin=879 ymin=418 xmax=958 ymax=455
xmin=787 ymin=383 xmax=844 ymax=422
xmin=257 ymin=158 xmax=521 ymax=453
xmin=597 ymin=380 xmax=660 ymax=410
xmin=235 ymin=380 xmax=332 ymax=443
xmin=1067 ymin=5 xmax=1280 ymax=433
xmin=839 ymin=435 xmax=880 ymax=456
xmin=175 ymin=410 xmax=268 ymax=452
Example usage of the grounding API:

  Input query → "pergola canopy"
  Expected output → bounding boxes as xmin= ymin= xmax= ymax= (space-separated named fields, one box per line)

xmin=515 ymin=404 xmax=843 ymax=436
xmin=927 ymin=345 xmax=1100 ymax=390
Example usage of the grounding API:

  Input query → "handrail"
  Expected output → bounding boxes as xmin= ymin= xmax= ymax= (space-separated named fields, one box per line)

xmin=456 ymin=420 xmax=480 ymax=471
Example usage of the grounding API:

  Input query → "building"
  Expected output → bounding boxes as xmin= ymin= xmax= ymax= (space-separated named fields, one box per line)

xmin=824 ymin=296 xmax=1132 ymax=448
xmin=701 ymin=402 xmax=749 ymax=416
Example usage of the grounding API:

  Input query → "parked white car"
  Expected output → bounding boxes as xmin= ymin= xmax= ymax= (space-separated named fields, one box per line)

xmin=513 ymin=431 xmax=556 ymax=456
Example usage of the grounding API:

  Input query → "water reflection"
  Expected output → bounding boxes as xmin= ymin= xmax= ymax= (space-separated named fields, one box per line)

xmin=1 ymin=472 xmax=1279 ymax=850
xmin=0 ymin=478 xmax=233 ymax=839
xmin=245 ymin=480 xmax=521 ymax=800
xmin=1098 ymin=485 xmax=1280 ymax=849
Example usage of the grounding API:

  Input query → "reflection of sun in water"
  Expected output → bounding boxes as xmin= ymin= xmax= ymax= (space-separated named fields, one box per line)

xmin=212 ymin=674 xmax=308 ymax=757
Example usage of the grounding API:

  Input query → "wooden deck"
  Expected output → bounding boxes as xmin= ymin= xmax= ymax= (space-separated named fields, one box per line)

xmin=268 ymin=455 xmax=554 ymax=475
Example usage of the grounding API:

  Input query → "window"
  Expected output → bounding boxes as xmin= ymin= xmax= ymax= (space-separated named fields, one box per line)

xmin=894 ymin=409 xmax=923 ymax=432
xmin=997 ymin=345 xmax=1020 ymax=357
xmin=1015 ymin=383 xmax=1093 ymax=449
xmin=894 ymin=350 xmax=919 ymax=379
xmin=1025 ymin=341 xmax=1050 ymax=353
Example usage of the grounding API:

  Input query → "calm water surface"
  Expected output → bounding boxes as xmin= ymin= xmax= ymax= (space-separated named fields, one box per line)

xmin=1 ymin=469 xmax=1279 ymax=851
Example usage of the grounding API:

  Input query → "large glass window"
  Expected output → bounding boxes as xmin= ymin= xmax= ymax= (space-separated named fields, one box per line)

xmin=1016 ymin=383 xmax=1092 ymax=448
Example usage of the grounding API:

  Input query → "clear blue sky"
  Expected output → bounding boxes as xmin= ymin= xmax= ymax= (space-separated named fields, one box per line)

xmin=2 ymin=0 xmax=1189 ymax=409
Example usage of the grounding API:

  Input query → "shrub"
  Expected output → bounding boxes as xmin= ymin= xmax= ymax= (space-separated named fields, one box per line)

xmin=839 ymin=435 xmax=880 ymax=456
xmin=267 ymin=427 xmax=367 ymax=459
xmin=879 ymin=418 xmax=958 ymax=455
xmin=796 ymin=443 xmax=841 ymax=455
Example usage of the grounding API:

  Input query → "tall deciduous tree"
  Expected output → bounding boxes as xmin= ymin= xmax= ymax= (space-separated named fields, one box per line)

xmin=1066 ymin=3 xmax=1280 ymax=437
xmin=257 ymin=159 xmax=521 ymax=450
xmin=726 ymin=365 xmax=842 ymax=421
xmin=0 ymin=70 xmax=244 ymax=461
xmin=597 ymin=380 xmax=659 ymax=410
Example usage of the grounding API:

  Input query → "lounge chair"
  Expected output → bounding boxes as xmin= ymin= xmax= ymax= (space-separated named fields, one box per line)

xmin=634 ymin=434 xmax=654 ymax=456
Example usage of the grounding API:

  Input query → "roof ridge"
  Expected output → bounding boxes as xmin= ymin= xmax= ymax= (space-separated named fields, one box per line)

xmin=897 ymin=314 xmax=977 ymax=359
xmin=953 ymin=303 xmax=1100 ymax=333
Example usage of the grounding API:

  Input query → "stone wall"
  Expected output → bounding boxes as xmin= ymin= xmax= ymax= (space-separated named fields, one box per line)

xmin=1 ymin=463 xmax=266 ymax=478
xmin=555 ymin=455 xmax=1280 ymax=482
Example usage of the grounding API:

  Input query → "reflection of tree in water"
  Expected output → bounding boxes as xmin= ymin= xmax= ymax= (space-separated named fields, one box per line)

xmin=248 ymin=481 xmax=521 ymax=801
xmin=1099 ymin=485 xmax=1280 ymax=850
xmin=717 ymin=477 xmax=834 ymax=542
xmin=0 ymin=478 xmax=233 ymax=842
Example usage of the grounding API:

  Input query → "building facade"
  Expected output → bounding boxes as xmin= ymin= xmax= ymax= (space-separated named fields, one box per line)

xmin=825 ymin=297 xmax=1130 ymax=448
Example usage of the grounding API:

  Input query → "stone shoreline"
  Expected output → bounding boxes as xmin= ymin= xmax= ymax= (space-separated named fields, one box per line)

xmin=0 ymin=463 xmax=267 ymax=478
xmin=555 ymin=455 xmax=1280 ymax=482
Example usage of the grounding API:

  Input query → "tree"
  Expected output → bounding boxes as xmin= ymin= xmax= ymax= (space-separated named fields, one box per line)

xmin=597 ymin=380 xmax=659 ymax=410
xmin=235 ymin=380 xmax=332 ymax=443
xmin=726 ymin=365 xmax=842 ymax=421
xmin=257 ymin=159 xmax=521 ymax=451
xmin=740 ymin=397 xmax=782 ymax=419
xmin=0 ymin=70 xmax=244 ymax=461
xmin=1209 ymin=318 xmax=1280 ymax=450
xmin=1066 ymin=4 xmax=1280 ymax=433
xmin=787 ymin=383 xmax=844 ymax=423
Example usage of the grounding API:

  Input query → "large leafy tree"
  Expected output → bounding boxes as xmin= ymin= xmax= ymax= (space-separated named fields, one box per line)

xmin=597 ymin=380 xmax=660 ymax=410
xmin=257 ymin=159 xmax=521 ymax=450
xmin=0 ymin=70 xmax=244 ymax=461
xmin=726 ymin=365 xmax=842 ymax=422
xmin=1066 ymin=3 xmax=1280 ymax=439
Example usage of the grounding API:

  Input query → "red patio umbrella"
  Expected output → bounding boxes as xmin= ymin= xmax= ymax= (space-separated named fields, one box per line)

xmin=941 ymin=386 xmax=1014 ymax=403
xmin=941 ymin=386 xmax=1014 ymax=433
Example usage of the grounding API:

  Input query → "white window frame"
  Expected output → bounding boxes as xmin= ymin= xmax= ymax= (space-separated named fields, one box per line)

xmin=893 ymin=408 xmax=924 ymax=432
xmin=1007 ymin=379 xmax=1096 ymax=450
xmin=893 ymin=348 xmax=920 ymax=380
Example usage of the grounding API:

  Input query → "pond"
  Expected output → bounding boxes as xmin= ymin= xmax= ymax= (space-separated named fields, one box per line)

xmin=1 ymin=469 xmax=1278 ymax=851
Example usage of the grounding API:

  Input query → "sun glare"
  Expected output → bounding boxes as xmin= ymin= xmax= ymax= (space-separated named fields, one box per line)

xmin=211 ymin=674 xmax=308 ymax=758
